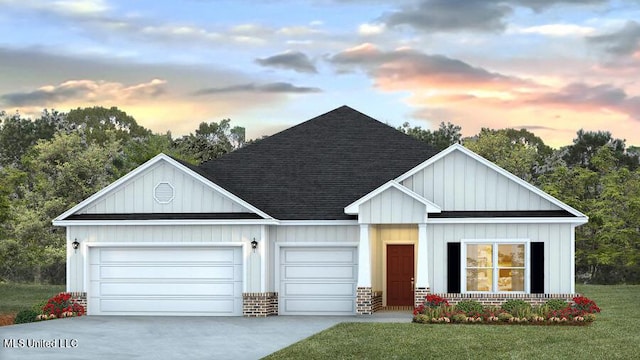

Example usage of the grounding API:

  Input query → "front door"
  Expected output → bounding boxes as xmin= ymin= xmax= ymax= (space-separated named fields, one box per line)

xmin=387 ymin=244 xmax=414 ymax=306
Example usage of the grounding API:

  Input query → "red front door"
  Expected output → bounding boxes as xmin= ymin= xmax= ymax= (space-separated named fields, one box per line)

xmin=387 ymin=244 xmax=415 ymax=306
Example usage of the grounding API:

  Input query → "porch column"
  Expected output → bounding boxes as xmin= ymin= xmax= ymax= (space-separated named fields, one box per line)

xmin=357 ymin=224 xmax=371 ymax=287
xmin=416 ymin=223 xmax=430 ymax=307
xmin=356 ymin=224 xmax=373 ymax=314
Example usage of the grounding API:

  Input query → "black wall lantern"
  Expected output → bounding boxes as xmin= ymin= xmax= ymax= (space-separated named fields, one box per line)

xmin=72 ymin=239 xmax=80 ymax=251
xmin=251 ymin=238 xmax=258 ymax=252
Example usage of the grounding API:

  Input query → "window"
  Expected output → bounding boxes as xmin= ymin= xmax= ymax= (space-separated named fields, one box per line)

xmin=463 ymin=241 xmax=528 ymax=293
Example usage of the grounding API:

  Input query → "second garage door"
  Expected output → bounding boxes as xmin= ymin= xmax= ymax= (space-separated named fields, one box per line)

xmin=88 ymin=246 xmax=243 ymax=316
xmin=279 ymin=247 xmax=357 ymax=315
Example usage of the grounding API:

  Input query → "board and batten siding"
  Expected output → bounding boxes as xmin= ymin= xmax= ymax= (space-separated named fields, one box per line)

xmin=401 ymin=149 xmax=561 ymax=211
xmin=427 ymin=223 xmax=573 ymax=294
xmin=358 ymin=187 xmax=426 ymax=224
xmin=78 ymin=160 xmax=250 ymax=214
xmin=67 ymin=225 xmax=262 ymax=293
xmin=266 ymin=225 xmax=359 ymax=293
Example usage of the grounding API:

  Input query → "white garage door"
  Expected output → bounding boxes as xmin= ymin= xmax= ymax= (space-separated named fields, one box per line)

xmin=88 ymin=246 xmax=242 ymax=316
xmin=279 ymin=247 xmax=357 ymax=315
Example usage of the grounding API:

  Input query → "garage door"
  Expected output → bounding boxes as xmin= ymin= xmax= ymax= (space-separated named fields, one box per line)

xmin=279 ymin=247 xmax=357 ymax=315
xmin=88 ymin=246 xmax=242 ymax=316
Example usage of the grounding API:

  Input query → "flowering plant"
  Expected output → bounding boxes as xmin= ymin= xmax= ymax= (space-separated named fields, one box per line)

xmin=572 ymin=296 xmax=600 ymax=314
xmin=42 ymin=292 xmax=85 ymax=318
xmin=425 ymin=294 xmax=449 ymax=308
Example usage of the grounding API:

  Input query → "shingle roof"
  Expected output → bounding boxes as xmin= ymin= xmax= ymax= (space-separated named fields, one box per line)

xmin=197 ymin=106 xmax=439 ymax=220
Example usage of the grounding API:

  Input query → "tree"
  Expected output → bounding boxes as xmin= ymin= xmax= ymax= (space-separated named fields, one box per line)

xmin=0 ymin=110 xmax=58 ymax=168
xmin=63 ymin=106 xmax=151 ymax=144
xmin=464 ymin=128 xmax=538 ymax=181
xmin=563 ymin=129 xmax=638 ymax=170
xmin=174 ymin=119 xmax=246 ymax=164
xmin=399 ymin=121 xmax=462 ymax=151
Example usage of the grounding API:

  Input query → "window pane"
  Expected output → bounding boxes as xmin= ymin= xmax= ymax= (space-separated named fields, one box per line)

xmin=466 ymin=269 xmax=492 ymax=291
xmin=498 ymin=244 xmax=525 ymax=267
xmin=466 ymin=244 xmax=492 ymax=267
xmin=498 ymin=269 xmax=524 ymax=291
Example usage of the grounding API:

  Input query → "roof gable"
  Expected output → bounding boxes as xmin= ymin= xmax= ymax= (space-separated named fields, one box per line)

xmin=54 ymin=154 xmax=271 ymax=223
xmin=397 ymin=144 xmax=588 ymax=218
xmin=197 ymin=106 xmax=439 ymax=220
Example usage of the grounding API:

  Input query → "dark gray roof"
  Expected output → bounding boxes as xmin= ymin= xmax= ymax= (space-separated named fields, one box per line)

xmin=197 ymin=106 xmax=439 ymax=220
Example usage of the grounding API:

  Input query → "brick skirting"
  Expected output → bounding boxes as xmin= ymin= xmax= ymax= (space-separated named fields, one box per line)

xmin=431 ymin=293 xmax=580 ymax=306
xmin=242 ymin=292 xmax=278 ymax=317
xmin=414 ymin=287 xmax=430 ymax=308
xmin=372 ymin=291 xmax=383 ymax=313
xmin=69 ymin=292 xmax=87 ymax=314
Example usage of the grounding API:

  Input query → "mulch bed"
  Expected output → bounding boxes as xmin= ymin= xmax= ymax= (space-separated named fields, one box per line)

xmin=0 ymin=313 xmax=16 ymax=327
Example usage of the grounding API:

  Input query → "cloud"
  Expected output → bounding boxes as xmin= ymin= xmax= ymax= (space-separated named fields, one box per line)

xmin=588 ymin=20 xmax=640 ymax=56
xmin=193 ymin=82 xmax=322 ymax=95
xmin=256 ymin=51 xmax=318 ymax=73
xmin=329 ymin=43 xmax=534 ymax=91
xmin=513 ymin=24 xmax=595 ymax=37
xmin=358 ymin=23 xmax=386 ymax=36
xmin=1 ymin=79 xmax=167 ymax=107
xmin=384 ymin=0 xmax=512 ymax=32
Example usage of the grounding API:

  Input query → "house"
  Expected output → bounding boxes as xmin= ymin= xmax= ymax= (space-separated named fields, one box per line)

xmin=53 ymin=106 xmax=588 ymax=317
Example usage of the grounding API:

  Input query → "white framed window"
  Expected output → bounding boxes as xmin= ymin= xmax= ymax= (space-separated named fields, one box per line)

xmin=461 ymin=239 xmax=530 ymax=293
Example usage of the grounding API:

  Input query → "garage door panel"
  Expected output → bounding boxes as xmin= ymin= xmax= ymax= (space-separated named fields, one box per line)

xmin=279 ymin=247 xmax=357 ymax=315
xmin=98 ymin=248 xmax=235 ymax=263
xmin=99 ymin=265 xmax=236 ymax=279
xmin=100 ymin=298 xmax=236 ymax=313
xmin=89 ymin=246 xmax=242 ymax=316
xmin=100 ymin=282 xmax=236 ymax=297
xmin=283 ymin=299 xmax=355 ymax=314
xmin=284 ymin=282 xmax=355 ymax=296
xmin=284 ymin=249 xmax=355 ymax=263
xmin=283 ymin=265 xmax=355 ymax=280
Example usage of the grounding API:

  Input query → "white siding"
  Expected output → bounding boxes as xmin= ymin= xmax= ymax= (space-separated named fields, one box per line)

xmin=78 ymin=160 xmax=250 ymax=214
xmin=67 ymin=225 xmax=261 ymax=293
xmin=427 ymin=223 xmax=573 ymax=294
xmin=401 ymin=149 xmax=561 ymax=211
xmin=359 ymin=187 xmax=425 ymax=224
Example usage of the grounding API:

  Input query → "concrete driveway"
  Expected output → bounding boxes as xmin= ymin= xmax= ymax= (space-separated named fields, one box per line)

xmin=0 ymin=312 xmax=411 ymax=360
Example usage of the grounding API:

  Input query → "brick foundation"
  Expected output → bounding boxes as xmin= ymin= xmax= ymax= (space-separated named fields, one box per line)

xmin=432 ymin=293 xmax=580 ymax=307
xmin=243 ymin=292 xmax=278 ymax=317
xmin=414 ymin=287 xmax=430 ymax=308
xmin=372 ymin=291 xmax=383 ymax=313
xmin=69 ymin=292 xmax=87 ymax=314
xmin=356 ymin=287 xmax=373 ymax=314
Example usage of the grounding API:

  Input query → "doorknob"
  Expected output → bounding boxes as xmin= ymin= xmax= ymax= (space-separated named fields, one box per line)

xmin=410 ymin=277 xmax=414 ymax=289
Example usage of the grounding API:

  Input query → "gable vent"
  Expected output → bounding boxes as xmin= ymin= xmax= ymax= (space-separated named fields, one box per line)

xmin=153 ymin=182 xmax=175 ymax=204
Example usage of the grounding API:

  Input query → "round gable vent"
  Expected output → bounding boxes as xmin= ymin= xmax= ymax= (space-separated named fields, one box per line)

xmin=154 ymin=182 xmax=175 ymax=204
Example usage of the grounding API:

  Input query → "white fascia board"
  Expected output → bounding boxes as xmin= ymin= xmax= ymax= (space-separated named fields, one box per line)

xmin=53 ymin=219 xmax=279 ymax=226
xmin=278 ymin=220 xmax=359 ymax=226
xmin=427 ymin=217 xmax=588 ymax=225
xmin=344 ymin=180 xmax=441 ymax=215
xmin=396 ymin=144 xmax=588 ymax=219
xmin=53 ymin=153 xmax=272 ymax=222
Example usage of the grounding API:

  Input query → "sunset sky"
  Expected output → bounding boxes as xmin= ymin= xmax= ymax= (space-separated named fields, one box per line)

xmin=1 ymin=0 xmax=639 ymax=147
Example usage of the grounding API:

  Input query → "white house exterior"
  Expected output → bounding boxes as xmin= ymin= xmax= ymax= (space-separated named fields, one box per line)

xmin=53 ymin=106 xmax=588 ymax=316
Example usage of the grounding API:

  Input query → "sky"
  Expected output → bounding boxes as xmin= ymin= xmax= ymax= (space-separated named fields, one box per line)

xmin=0 ymin=0 xmax=639 ymax=147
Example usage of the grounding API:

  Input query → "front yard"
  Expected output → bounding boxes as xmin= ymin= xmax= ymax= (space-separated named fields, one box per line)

xmin=0 ymin=283 xmax=64 ymax=326
xmin=265 ymin=285 xmax=640 ymax=359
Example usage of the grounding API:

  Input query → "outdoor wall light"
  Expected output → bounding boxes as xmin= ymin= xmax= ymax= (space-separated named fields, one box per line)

xmin=251 ymin=238 xmax=258 ymax=251
xmin=72 ymin=239 xmax=80 ymax=251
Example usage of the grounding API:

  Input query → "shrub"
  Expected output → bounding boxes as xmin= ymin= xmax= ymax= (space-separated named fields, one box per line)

xmin=413 ymin=314 xmax=429 ymax=323
xmin=498 ymin=312 xmax=513 ymax=322
xmin=14 ymin=309 xmax=39 ymax=324
xmin=545 ymin=299 xmax=569 ymax=311
xmin=455 ymin=300 xmax=483 ymax=314
xmin=42 ymin=292 xmax=85 ymax=318
xmin=501 ymin=299 xmax=531 ymax=314
xmin=425 ymin=294 xmax=449 ymax=308
xmin=572 ymin=296 xmax=600 ymax=314
xmin=32 ymin=299 xmax=49 ymax=313
xmin=452 ymin=313 xmax=468 ymax=323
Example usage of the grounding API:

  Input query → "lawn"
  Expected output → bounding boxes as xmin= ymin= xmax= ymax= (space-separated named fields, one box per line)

xmin=265 ymin=285 xmax=640 ymax=360
xmin=0 ymin=283 xmax=65 ymax=325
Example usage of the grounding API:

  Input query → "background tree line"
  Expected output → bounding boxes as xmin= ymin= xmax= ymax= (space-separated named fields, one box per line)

xmin=0 ymin=107 xmax=637 ymax=285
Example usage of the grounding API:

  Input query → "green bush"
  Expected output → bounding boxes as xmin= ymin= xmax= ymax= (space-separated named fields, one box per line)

xmin=545 ymin=299 xmax=569 ymax=311
xmin=501 ymin=299 xmax=531 ymax=314
xmin=452 ymin=313 xmax=468 ymax=323
xmin=32 ymin=299 xmax=49 ymax=313
xmin=498 ymin=312 xmax=513 ymax=322
xmin=14 ymin=309 xmax=40 ymax=324
xmin=455 ymin=300 xmax=483 ymax=314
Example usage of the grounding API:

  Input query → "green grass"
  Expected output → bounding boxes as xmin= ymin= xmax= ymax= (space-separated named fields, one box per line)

xmin=0 ymin=283 xmax=65 ymax=314
xmin=265 ymin=285 xmax=640 ymax=360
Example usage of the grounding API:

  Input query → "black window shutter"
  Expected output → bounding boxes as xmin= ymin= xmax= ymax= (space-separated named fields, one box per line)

xmin=530 ymin=242 xmax=544 ymax=294
xmin=447 ymin=243 xmax=461 ymax=293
